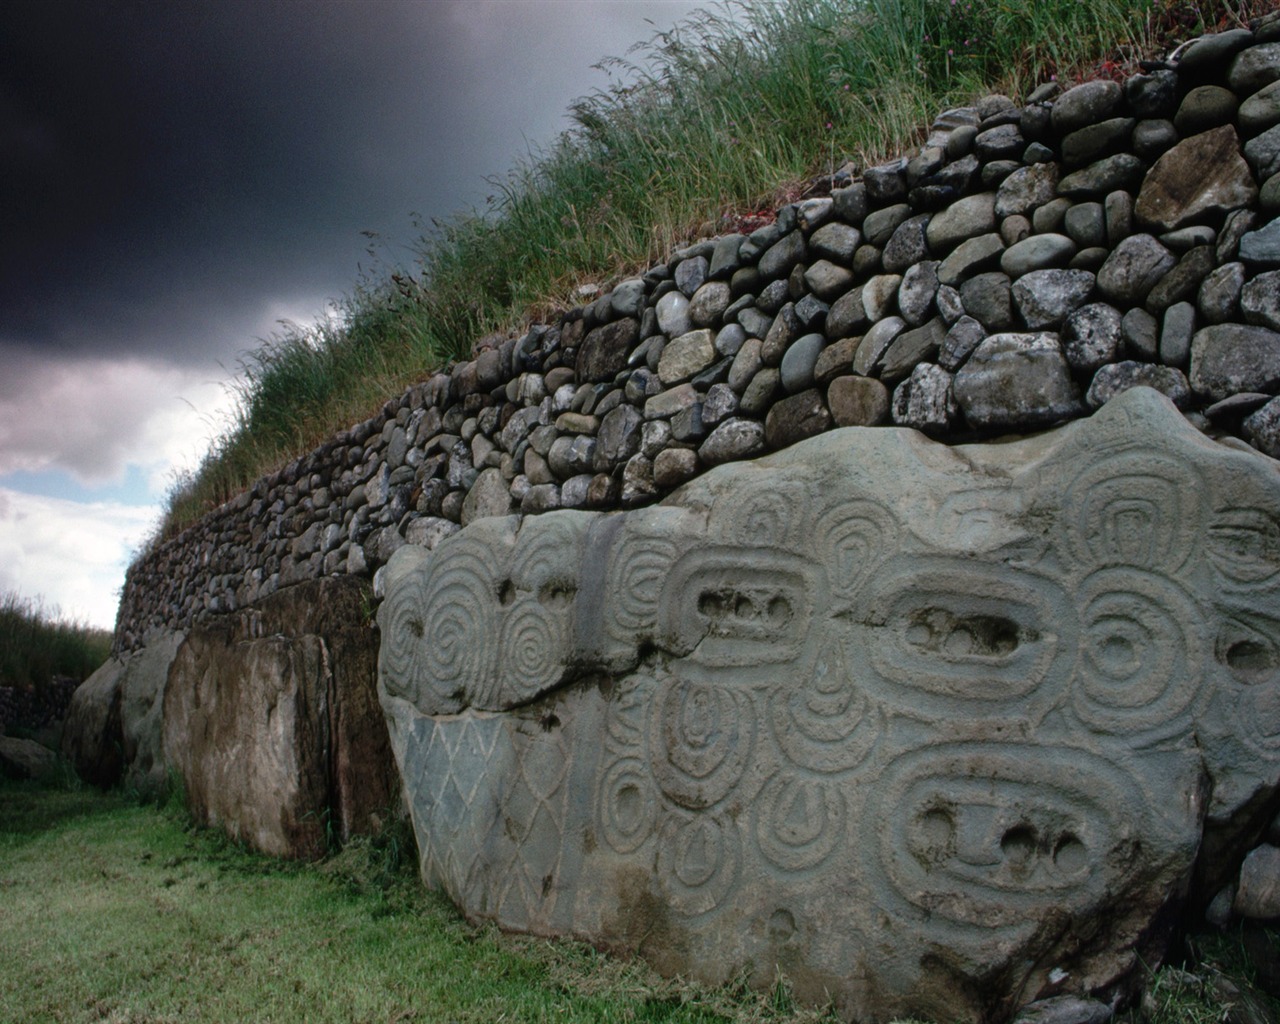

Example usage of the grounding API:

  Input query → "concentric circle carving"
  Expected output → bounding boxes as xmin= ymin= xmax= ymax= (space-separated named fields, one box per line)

xmin=771 ymin=639 xmax=880 ymax=773
xmin=657 ymin=812 xmax=741 ymax=917
xmin=723 ymin=484 xmax=807 ymax=548
xmin=1074 ymin=568 xmax=1204 ymax=738
xmin=811 ymin=498 xmax=896 ymax=602
xmin=863 ymin=743 xmax=1155 ymax=932
xmin=1206 ymin=508 xmax=1280 ymax=590
xmin=649 ymin=674 xmax=752 ymax=810
xmin=605 ymin=528 xmax=679 ymax=642
xmin=754 ymin=773 xmax=845 ymax=873
xmin=860 ymin=556 xmax=1074 ymax=723
xmin=1215 ymin=614 xmax=1280 ymax=757
xmin=597 ymin=757 xmax=657 ymax=854
xmin=1062 ymin=454 xmax=1199 ymax=574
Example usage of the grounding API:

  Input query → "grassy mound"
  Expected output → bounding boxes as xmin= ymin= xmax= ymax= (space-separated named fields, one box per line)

xmin=156 ymin=0 xmax=1260 ymax=543
xmin=0 ymin=590 xmax=110 ymax=692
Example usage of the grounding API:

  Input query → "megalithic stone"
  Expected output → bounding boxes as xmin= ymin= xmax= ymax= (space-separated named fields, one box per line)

xmin=380 ymin=388 xmax=1278 ymax=1021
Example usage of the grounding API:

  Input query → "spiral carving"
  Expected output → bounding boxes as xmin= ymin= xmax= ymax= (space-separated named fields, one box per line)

xmin=414 ymin=540 xmax=501 ymax=712
xmin=377 ymin=566 xmax=434 ymax=707
xmin=512 ymin=513 xmax=589 ymax=592
xmin=497 ymin=596 xmax=569 ymax=706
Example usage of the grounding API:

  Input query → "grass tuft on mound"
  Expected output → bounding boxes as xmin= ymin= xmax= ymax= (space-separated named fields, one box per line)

xmin=0 ymin=590 xmax=110 ymax=692
xmin=154 ymin=0 xmax=1261 ymax=544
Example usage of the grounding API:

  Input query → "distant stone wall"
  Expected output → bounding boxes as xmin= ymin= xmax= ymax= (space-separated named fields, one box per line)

xmin=0 ymin=677 xmax=78 ymax=732
xmin=116 ymin=14 xmax=1280 ymax=651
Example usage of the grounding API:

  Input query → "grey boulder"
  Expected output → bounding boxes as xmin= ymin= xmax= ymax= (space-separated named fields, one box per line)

xmin=954 ymin=332 xmax=1083 ymax=430
xmin=377 ymin=389 xmax=1280 ymax=1023
xmin=1242 ymin=270 xmax=1280 ymax=331
xmin=1063 ymin=302 xmax=1124 ymax=373
xmin=1086 ymin=362 xmax=1191 ymax=409
xmin=1097 ymin=234 xmax=1176 ymax=304
xmin=1190 ymin=323 xmax=1280 ymax=400
xmin=1012 ymin=269 xmax=1096 ymax=329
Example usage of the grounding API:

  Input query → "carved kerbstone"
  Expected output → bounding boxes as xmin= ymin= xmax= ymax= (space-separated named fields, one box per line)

xmin=377 ymin=388 xmax=1280 ymax=1022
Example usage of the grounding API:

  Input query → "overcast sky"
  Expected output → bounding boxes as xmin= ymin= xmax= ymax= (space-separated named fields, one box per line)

xmin=0 ymin=0 xmax=707 ymax=629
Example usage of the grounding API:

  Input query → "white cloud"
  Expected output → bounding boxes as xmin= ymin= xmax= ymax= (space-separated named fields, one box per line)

xmin=0 ymin=292 xmax=342 ymax=630
xmin=0 ymin=349 xmax=238 ymax=495
xmin=0 ymin=486 xmax=159 ymax=629
xmin=0 ymin=348 xmax=237 ymax=628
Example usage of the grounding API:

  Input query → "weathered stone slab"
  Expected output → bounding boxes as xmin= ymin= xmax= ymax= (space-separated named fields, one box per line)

xmin=1135 ymin=126 xmax=1258 ymax=231
xmin=62 ymin=657 xmax=126 ymax=788
xmin=62 ymin=632 xmax=187 ymax=792
xmin=379 ymin=389 xmax=1280 ymax=1022
xmin=119 ymin=631 xmax=186 ymax=798
xmin=166 ymin=577 xmax=393 ymax=857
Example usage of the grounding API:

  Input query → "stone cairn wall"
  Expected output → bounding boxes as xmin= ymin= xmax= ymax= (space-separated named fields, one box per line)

xmin=116 ymin=16 xmax=1280 ymax=653
xmin=0 ymin=678 xmax=78 ymax=732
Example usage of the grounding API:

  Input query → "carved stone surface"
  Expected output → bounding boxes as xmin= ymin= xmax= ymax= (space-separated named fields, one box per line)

xmin=379 ymin=386 xmax=1280 ymax=1021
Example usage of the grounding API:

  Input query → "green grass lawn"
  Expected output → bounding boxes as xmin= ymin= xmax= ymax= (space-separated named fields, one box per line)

xmin=2 ymin=777 xmax=1276 ymax=1024
xmin=0 ymin=779 xmax=833 ymax=1024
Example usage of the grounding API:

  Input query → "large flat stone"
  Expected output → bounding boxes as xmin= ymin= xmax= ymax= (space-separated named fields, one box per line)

xmin=166 ymin=577 xmax=393 ymax=857
xmin=1135 ymin=126 xmax=1258 ymax=231
xmin=119 ymin=631 xmax=186 ymax=798
xmin=379 ymin=389 xmax=1279 ymax=1021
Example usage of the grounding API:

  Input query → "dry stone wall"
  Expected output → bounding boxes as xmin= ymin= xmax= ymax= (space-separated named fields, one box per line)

xmin=0 ymin=677 xmax=77 ymax=733
xmin=115 ymin=13 xmax=1280 ymax=652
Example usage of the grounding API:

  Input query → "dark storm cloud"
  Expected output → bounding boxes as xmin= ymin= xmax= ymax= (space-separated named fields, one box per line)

xmin=0 ymin=0 xmax=703 ymax=367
